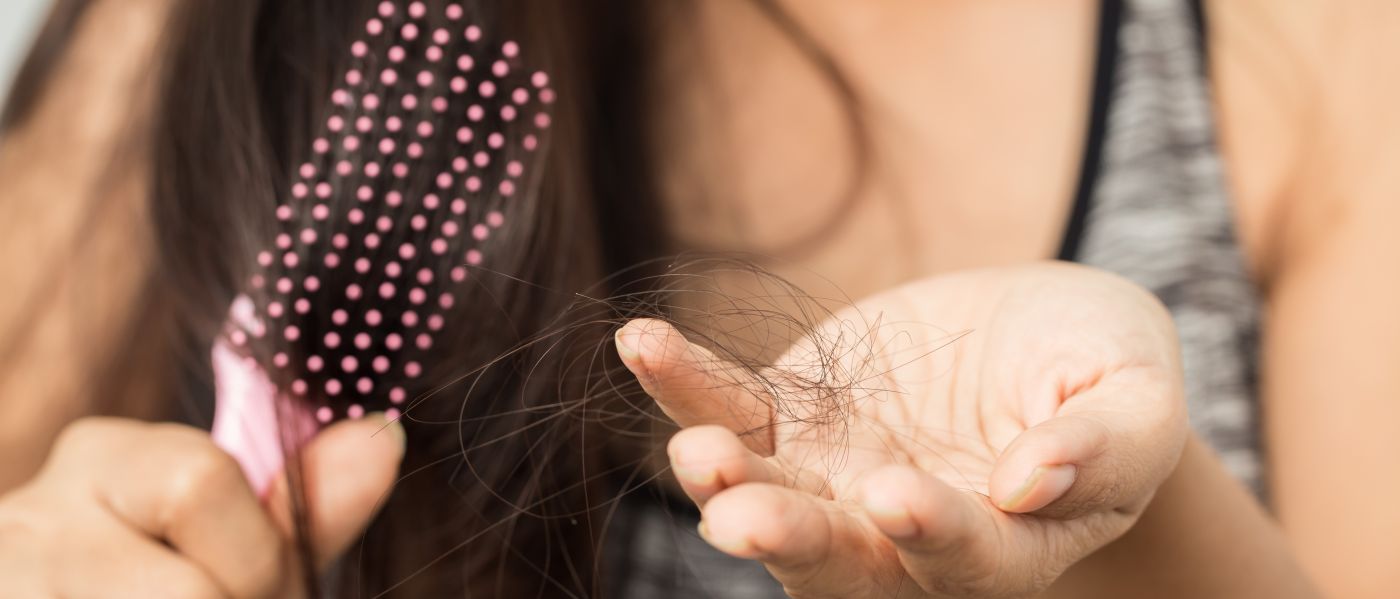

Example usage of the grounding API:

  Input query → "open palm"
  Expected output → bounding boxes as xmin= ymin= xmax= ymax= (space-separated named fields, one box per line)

xmin=615 ymin=262 xmax=1187 ymax=598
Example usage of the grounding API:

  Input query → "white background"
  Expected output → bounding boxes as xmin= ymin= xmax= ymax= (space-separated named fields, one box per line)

xmin=1 ymin=0 xmax=55 ymax=96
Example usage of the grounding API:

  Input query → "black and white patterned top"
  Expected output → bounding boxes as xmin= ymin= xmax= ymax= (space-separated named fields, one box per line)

xmin=609 ymin=0 xmax=1263 ymax=595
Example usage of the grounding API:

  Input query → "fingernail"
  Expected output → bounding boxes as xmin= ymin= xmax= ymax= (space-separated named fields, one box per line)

xmin=615 ymin=325 xmax=660 ymax=391
xmin=997 ymin=464 xmax=1076 ymax=513
xmin=698 ymin=520 xmax=761 ymax=558
xmin=862 ymin=496 xmax=919 ymax=539
xmin=614 ymin=326 xmax=641 ymax=361
xmin=673 ymin=463 xmax=718 ymax=488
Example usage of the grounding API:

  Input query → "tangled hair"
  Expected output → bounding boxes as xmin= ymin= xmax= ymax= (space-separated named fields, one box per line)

xmin=2 ymin=0 xmax=877 ymax=596
xmin=378 ymin=256 xmax=902 ymax=597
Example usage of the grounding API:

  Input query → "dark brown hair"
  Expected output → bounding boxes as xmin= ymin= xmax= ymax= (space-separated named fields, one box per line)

xmin=153 ymin=1 xmax=672 ymax=595
xmin=2 ymin=0 xmax=865 ymax=596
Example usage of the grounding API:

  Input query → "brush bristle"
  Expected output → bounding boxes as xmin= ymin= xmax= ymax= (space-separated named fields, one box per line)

xmin=222 ymin=0 xmax=554 ymax=424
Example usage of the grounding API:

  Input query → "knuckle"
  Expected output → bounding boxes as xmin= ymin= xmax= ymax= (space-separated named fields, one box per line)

xmin=176 ymin=438 xmax=244 ymax=488
xmin=163 ymin=442 xmax=246 ymax=516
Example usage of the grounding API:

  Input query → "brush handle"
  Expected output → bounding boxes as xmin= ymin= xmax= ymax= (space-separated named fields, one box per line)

xmin=211 ymin=338 xmax=319 ymax=497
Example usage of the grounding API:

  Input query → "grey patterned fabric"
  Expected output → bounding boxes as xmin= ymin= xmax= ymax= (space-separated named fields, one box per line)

xmin=609 ymin=0 xmax=1262 ymax=595
xmin=1077 ymin=0 xmax=1264 ymax=494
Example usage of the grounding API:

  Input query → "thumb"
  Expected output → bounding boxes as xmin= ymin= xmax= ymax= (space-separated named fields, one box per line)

xmin=989 ymin=414 xmax=1109 ymax=517
xmin=990 ymin=405 xmax=1184 ymax=519
xmin=265 ymin=413 xmax=406 ymax=570
xmin=990 ymin=365 xmax=1186 ymax=519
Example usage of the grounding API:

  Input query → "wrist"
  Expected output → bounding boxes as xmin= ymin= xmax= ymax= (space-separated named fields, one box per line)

xmin=1043 ymin=435 xmax=1319 ymax=598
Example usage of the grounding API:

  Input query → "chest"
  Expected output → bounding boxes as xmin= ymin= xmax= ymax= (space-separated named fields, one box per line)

xmin=650 ymin=0 xmax=1101 ymax=301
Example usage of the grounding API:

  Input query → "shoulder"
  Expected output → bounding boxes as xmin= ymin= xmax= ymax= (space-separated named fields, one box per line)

xmin=1207 ymin=0 xmax=1400 ymax=284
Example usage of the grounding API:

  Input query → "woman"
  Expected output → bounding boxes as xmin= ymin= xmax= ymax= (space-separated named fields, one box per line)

xmin=0 ymin=0 xmax=1395 ymax=597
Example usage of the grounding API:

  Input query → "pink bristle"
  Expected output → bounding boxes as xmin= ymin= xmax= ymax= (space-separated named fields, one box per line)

xmin=215 ymin=0 xmax=556 ymax=487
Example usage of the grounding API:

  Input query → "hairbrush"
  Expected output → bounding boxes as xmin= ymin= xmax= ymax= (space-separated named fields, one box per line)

xmin=211 ymin=0 xmax=554 ymax=495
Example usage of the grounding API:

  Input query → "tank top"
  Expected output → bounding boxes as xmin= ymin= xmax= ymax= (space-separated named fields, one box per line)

xmin=609 ymin=0 xmax=1265 ymax=595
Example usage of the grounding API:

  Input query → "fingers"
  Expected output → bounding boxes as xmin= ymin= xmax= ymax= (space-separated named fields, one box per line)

xmin=858 ymin=465 xmax=1005 ymax=595
xmin=54 ymin=419 xmax=291 ymax=599
xmin=62 ymin=526 xmax=230 ymax=599
xmin=667 ymin=425 xmax=829 ymax=506
xmin=264 ymin=413 xmax=405 ymax=571
xmin=988 ymin=414 xmax=1100 ymax=515
xmin=667 ymin=425 xmax=781 ymax=506
xmin=858 ymin=465 xmax=981 ymax=554
xmin=0 ymin=487 xmax=227 ymax=599
xmin=698 ymin=482 xmax=880 ymax=597
xmin=990 ymin=369 xmax=1186 ymax=518
xmin=616 ymin=319 xmax=776 ymax=454
xmin=47 ymin=415 xmax=405 ymax=597
xmin=695 ymin=469 xmax=1038 ymax=599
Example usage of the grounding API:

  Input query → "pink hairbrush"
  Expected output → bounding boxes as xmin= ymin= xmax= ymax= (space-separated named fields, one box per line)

xmin=211 ymin=0 xmax=555 ymax=495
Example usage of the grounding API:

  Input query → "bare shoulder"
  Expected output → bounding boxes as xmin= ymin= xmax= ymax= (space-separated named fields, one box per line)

xmin=1208 ymin=0 xmax=1400 ymax=284
xmin=1209 ymin=4 xmax=1400 ymax=592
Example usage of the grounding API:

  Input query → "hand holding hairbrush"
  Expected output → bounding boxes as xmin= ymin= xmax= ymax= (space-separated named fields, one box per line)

xmin=212 ymin=0 xmax=555 ymax=495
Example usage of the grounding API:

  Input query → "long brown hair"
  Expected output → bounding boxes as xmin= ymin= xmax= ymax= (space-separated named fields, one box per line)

xmin=155 ymin=1 xmax=672 ymax=595
xmin=2 ymin=0 xmax=862 ymax=595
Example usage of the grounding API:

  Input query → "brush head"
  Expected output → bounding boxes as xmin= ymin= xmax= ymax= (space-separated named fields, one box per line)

xmin=212 ymin=0 xmax=554 ymax=493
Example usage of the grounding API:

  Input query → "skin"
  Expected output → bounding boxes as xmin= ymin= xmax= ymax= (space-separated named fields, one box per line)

xmin=0 ymin=415 xmax=403 ymax=598
xmin=645 ymin=0 xmax=1400 ymax=596
xmin=617 ymin=264 xmax=1198 ymax=598
xmin=619 ymin=263 xmax=1316 ymax=598
xmin=0 ymin=0 xmax=173 ymax=492
xmin=1209 ymin=2 xmax=1400 ymax=595
xmin=0 ymin=0 xmax=1397 ymax=597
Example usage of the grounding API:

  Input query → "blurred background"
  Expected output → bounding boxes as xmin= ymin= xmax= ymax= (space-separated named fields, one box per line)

xmin=1 ymin=0 xmax=52 ymax=94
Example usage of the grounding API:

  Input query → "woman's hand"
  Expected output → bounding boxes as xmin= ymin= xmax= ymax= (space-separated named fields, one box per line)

xmin=616 ymin=262 xmax=1188 ymax=598
xmin=0 ymin=415 xmax=404 ymax=598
